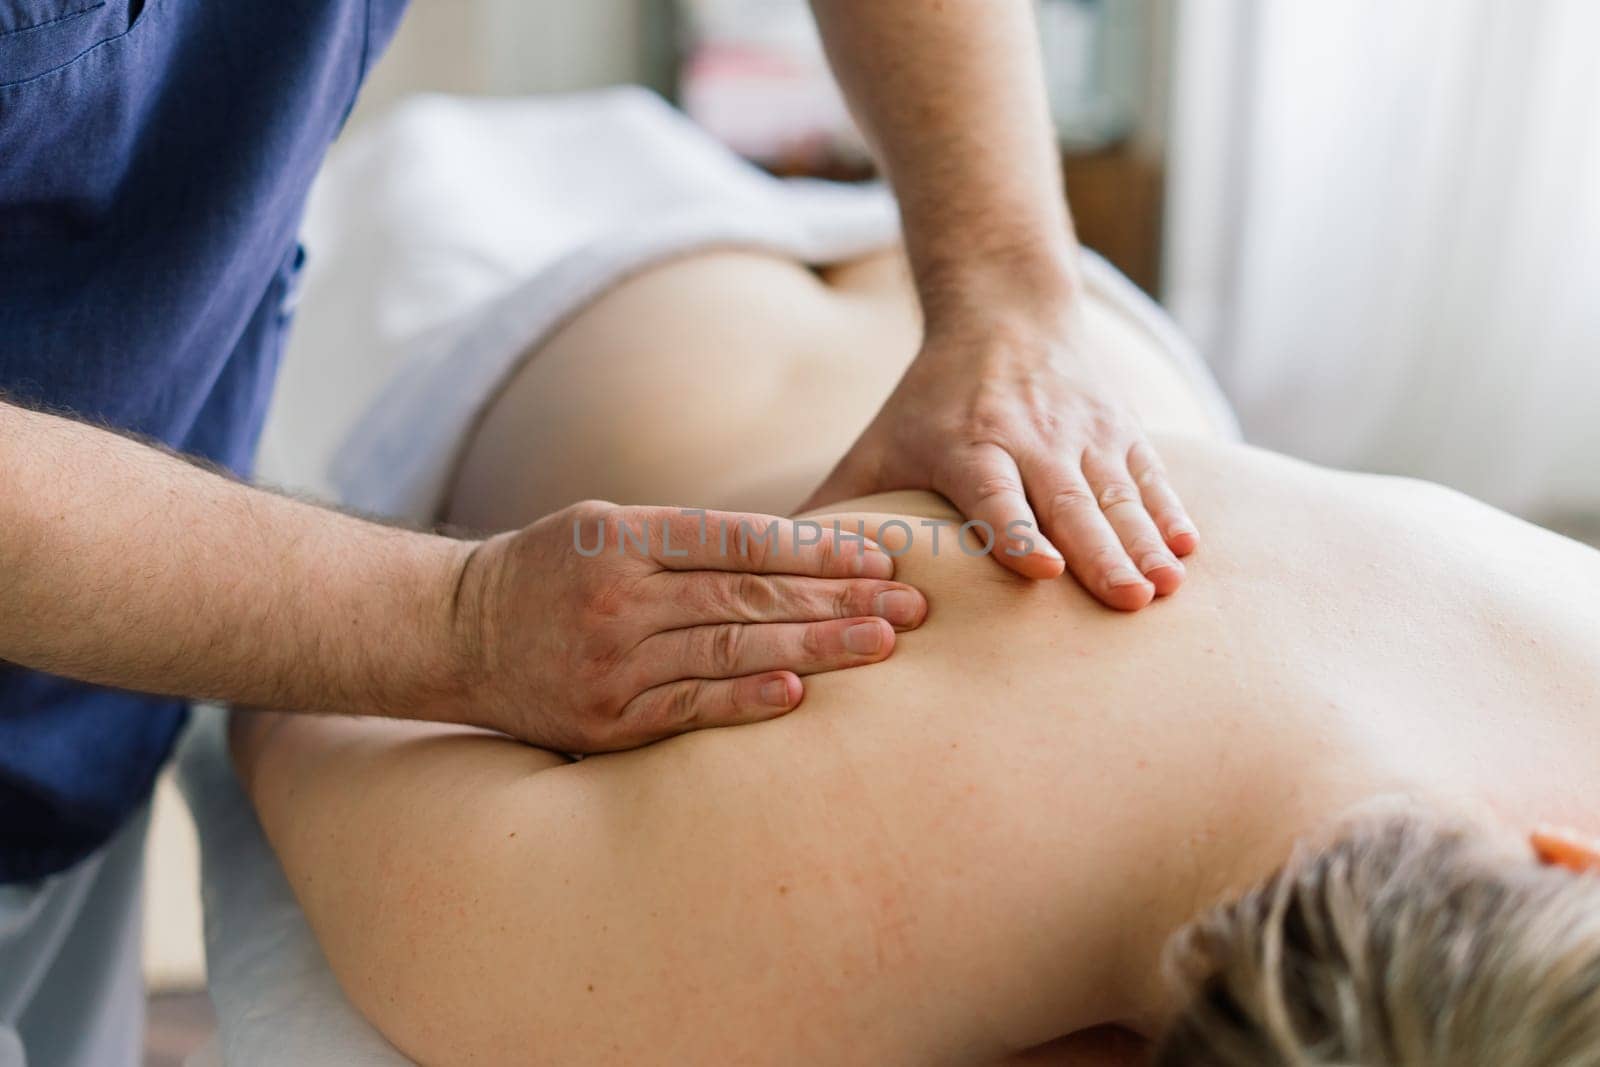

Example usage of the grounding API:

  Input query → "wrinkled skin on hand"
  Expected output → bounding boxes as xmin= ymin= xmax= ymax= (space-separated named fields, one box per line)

xmin=445 ymin=500 xmax=929 ymax=751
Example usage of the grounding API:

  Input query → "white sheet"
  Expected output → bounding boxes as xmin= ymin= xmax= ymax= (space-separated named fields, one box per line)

xmin=184 ymin=87 xmax=1238 ymax=1066
xmin=256 ymin=85 xmax=902 ymax=515
xmin=259 ymin=84 xmax=1235 ymax=525
xmin=177 ymin=709 xmax=407 ymax=1066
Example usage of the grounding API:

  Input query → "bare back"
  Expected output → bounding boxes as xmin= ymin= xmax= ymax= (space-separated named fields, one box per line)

xmin=239 ymin=250 xmax=1600 ymax=1065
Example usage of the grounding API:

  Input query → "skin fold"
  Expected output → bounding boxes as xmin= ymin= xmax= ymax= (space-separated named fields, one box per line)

xmin=233 ymin=249 xmax=1600 ymax=1065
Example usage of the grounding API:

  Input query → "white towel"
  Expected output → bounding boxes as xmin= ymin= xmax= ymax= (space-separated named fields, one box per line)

xmin=257 ymin=86 xmax=901 ymax=519
xmin=257 ymin=85 xmax=1233 ymax=525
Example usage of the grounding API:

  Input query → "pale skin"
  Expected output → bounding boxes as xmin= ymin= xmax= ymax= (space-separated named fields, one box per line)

xmin=234 ymin=249 xmax=1600 ymax=1065
xmin=1 ymin=0 xmax=1185 ymax=750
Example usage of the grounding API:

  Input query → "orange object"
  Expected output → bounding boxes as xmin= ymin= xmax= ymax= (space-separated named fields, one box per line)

xmin=1531 ymin=826 xmax=1600 ymax=874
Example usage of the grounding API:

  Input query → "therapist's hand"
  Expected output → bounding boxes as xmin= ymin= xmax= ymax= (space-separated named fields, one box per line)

xmin=802 ymin=305 xmax=1198 ymax=611
xmin=803 ymin=0 xmax=1200 ymax=611
xmin=442 ymin=501 xmax=926 ymax=752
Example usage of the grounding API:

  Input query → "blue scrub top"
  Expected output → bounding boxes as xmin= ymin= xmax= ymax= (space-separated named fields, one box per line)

xmin=0 ymin=0 xmax=407 ymax=882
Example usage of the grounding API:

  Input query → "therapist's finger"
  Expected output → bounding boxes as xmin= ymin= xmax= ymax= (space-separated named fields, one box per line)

xmin=627 ymin=617 xmax=895 ymax=694
xmin=610 ymin=671 xmax=803 ymax=748
xmin=643 ymin=571 xmax=927 ymax=631
xmin=939 ymin=442 xmax=1065 ymax=579
xmin=1128 ymin=440 xmax=1199 ymax=556
xmin=1083 ymin=450 xmax=1184 ymax=598
xmin=1036 ymin=464 xmax=1153 ymax=611
xmin=634 ymin=507 xmax=896 ymax=579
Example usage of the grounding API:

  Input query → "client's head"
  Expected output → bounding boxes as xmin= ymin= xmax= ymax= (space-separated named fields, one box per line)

xmin=1154 ymin=812 xmax=1600 ymax=1066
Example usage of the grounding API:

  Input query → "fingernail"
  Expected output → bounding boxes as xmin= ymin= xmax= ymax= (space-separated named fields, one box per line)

xmin=760 ymin=677 xmax=796 ymax=708
xmin=1168 ymin=521 xmax=1198 ymax=539
xmin=853 ymin=547 xmax=894 ymax=579
xmin=1035 ymin=538 xmax=1064 ymax=561
xmin=1107 ymin=566 xmax=1148 ymax=589
xmin=872 ymin=589 xmax=924 ymax=628
xmin=844 ymin=621 xmax=886 ymax=655
xmin=1140 ymin=553 xmax=1183 ymax=576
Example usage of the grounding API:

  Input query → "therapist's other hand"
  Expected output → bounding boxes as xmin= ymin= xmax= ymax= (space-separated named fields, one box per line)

xmin=443 ymin=501 xmax=926 ymax=752
xmin=802 ymin=308 xmax=1197 ymax=611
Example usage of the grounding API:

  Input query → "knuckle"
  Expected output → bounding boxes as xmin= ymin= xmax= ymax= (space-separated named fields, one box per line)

xmin=1029 ymin=407 xmax=1066 ymax=440
xmin=700 ymin=623 xmax=744 ymax=675
xmin=1129 ymin=536 xmax=1168 ymax=559
xmin=957 ymin=388 xmax=1007 ymax=430
xmin=971 ymin=474 xmax=1024 ymax=503
xmin=800 ymin=622 xmax=830 ymax=659
xmin=566 ymin=498 xmax=614 ymax=526
xmin=1089 ymin=413 xmax=1122 ymax=440
xmin=731 ymin=572 xmax=775 ymax=615
xmin=812 ymin=531 xmax=839 ymax=573
xmin=1128 ymin=440 xmax=1161 ymax=467
xmin=739 ymin=523 xmax=772 ymax=569
xmin=562 ymin=500 xmax=618 ymax=552
xmin=665 ymin=681 xmax=704 ymax=728
xmin=1096 ymin=482 xmax=1140 ymax=510
xmin=964 ymin=414 xmax=1010 ymax=446
xmin=1134 ymin=465 xmax=1167 ymax=489
xmin=1049 ymin=486 xmax=1097 ymax=514
xmin=1088 ymin=545 xmax=1130 ymax=571
xmin=1080 ymin=395 xmax=1123 ymax=431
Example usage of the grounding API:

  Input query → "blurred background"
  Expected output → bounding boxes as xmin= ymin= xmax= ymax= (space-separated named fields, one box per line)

xmin=145 ymin=1 xmax=1599 ymax=1060
xmin=338 ymin=0 xmax=1600 ymax=531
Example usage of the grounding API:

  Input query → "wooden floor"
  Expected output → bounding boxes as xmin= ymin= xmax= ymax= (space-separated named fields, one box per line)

xmin=146 ymin=991 xmax=215 ymax=1067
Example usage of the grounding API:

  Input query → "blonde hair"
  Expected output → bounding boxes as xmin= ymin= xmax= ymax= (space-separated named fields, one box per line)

xmin=1154 ymin=814 xmax=1600 ymax=1066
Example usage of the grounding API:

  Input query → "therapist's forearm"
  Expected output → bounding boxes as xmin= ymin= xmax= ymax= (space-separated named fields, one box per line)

xmin=807 ymin=0 xmax=1080 ymax=319
xmin=0 ymin=399 xmax=474 ymax=718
